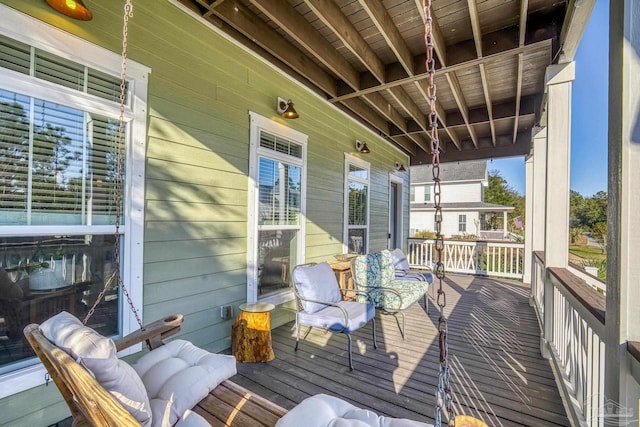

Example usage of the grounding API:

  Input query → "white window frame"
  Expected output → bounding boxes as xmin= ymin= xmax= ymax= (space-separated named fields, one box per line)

xmin=343 ymin=154 xmax=370 ymax=254
xmin=0 ymin=5 xmax=149 ymax=398
xmin=247 ymin=112 xmax=307 ymax=306
xmin=459 ymin=214 xmax=467 ymax=232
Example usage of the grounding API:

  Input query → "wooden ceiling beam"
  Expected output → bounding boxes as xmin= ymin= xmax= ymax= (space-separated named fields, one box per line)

xmin=209 ymin=1 xmax=338 ymax=96
xmin=303 ymin=0 xmax=386 ymax=84
xmin=358 ymin=0 xmax=414 ymax=76
xmin=387 ymin=86 xmax=427 ymax=132
xmin=363 ymin=92 xmax=408 ymax=133
xmin=329 ymin=39 xmax=552 ymax=102
xmin=247 ymin=0 xmax=359 ymax=90
xmin=466 ymin=0 xmax=496 ymax=147
xmin=389 ymin=135 xmax=418 ymax=156
xmin=339 ymin=98 xmax=390 ymax=137
xmin=513 ymin=0 xmax=529 ymax=143
xmin=446 ymin=72 xmax=478 ymax=148
xmin=558 ymin=0 xmax=596 ymax=64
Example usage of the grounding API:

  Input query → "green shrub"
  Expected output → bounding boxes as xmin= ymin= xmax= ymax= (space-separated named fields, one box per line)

xmin=580 ymin=258 xmax=607 ymax=281
xmin=413 ymin=230 xmax=437 ymax=239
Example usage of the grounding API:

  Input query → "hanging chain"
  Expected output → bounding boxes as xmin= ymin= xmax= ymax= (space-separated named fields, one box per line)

xmin=423 ymin=0 xmax=454 ymax=425
xmin=84 ymin=0 xmax=143 ymax=329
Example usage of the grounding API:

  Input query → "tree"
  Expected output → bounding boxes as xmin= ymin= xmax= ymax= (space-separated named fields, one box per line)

xmin=591 ymin=221 xmax=607 ymax=253
xmin=484 ymin=170 xmax=525 ymax=231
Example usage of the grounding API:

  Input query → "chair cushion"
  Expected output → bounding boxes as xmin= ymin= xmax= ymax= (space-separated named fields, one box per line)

xmin=275 ymin=394 xmax=432 ymax=427
xmin=401 ymin=271 xmax=433 ymax=284
xmin=40 ymin=311 xmax=152 ymax=426
xmin=293 ymin=262 xmax=342 ymax=314
xmin=352 ymin=252 xmax=394 ymax=289
xmin=297 ymin=301 xmax=374 ymax=333
xmin=390 ymin=249 xmax=410 ymax=275
xmin=132 ymin=339 xmax=237 ymax=427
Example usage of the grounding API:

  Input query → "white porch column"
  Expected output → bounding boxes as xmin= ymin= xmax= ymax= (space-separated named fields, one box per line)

xmin=541 ymin=63 xmax=574 ymax=358
xmin=531 ymin=127 xmax=547 ymax=254
xmin=523 ymin=152 xmax=534 ymax=285
xmin=544 ymin=62 xmax=574 ymax=268
xmin=605 ymin=0 xmax=640 ymax=410
xmin=502 ymin=212 xmax=508 ymax=238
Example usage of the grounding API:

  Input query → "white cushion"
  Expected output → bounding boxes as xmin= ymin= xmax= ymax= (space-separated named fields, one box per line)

xmin=132 ymin=339 xmax=237 ymax=427
xmin=275 ymin=394 xmax=432 ymax=427
xmin=391 ymin=249 xmax=410 ymax=274
xmin=297 ymin=301 xmax=374 ymax=333
xmin=293 ymin=262 xmax=342 ymax=314
xmin=40 ymin=311 xmax=152 ymax=426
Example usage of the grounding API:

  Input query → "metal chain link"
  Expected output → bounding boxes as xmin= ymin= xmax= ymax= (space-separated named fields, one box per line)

xmin=84 ymin=0 xmax=143 ymax=329
xmin=422 ymin=0 xmax=454 ymax=425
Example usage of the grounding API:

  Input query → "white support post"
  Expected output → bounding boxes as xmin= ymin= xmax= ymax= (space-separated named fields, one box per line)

xmin=523 ymin=152 xmax=534 ymax=286
xmin=605 ymin=0 xmax=640 ymax=412
xmin=502 ymin=212 xmax=508 ymax=239
xmin=541 ymin=63 xmax=574 ymax=358
xmin=544 ymin=62 xmax=574 ymax=269
xmin=531 ymin=127 xmax=547 ymax=254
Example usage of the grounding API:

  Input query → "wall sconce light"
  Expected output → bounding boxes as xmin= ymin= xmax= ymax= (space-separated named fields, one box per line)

xmin=276 ymin=97 xmax=299 ymax=119
xmin=46 ymin=0 xmax=93 ymax=20
xmin=355 ymin=140 xmax=370 ymax=153
xmin=394 ymin=162 xmax=407 ymax=172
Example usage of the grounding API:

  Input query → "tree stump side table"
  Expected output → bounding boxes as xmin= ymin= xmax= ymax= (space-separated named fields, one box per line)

xmin=231 ymin=302 xmax=275 ymax=363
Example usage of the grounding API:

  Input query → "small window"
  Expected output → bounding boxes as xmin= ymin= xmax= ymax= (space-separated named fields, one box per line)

xmin=459 ymin=215 xmax=467 ymax=232
xmin=344 ymin=154 xmax=369 ymax=254
xmin=410 ymin=187 xmax=415 ymax=202
xmin=425 ymin=185 xmax=431 ymax=202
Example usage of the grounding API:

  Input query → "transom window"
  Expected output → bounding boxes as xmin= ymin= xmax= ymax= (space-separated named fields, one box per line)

xmin=344 ymin=154 xmax=370 ymax=254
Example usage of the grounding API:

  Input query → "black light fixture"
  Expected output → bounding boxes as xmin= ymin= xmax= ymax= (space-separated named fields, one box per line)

xmin=46 ymin=0 xmax=93 ymax=20
xmin=394 ymin=162 xmax=407 ymax=172
xmin=276 ymin=97 xmax=299 ymax=119
xmin=355 ymin=140 xmax=370 ymax=154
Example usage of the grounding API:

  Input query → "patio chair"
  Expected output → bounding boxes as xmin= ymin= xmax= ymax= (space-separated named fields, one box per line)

xmin=390 ymin=248 xmax=434 ymax=300
xmin=24 ymin=311 xmax=287 ymax=426
xmin=291 ymin=262 xmax=377 ymax=370
xmin=351 ymin=250 xmax=431 ymax=339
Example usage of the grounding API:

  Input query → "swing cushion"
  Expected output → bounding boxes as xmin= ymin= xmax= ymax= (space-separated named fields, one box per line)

xmin=132 ymin=339 xmax=237 ymax=427
xmin=40 ymin=311 xmax=152 ymax=426
xmin=276 ymin=394 xmax=433 ymax=427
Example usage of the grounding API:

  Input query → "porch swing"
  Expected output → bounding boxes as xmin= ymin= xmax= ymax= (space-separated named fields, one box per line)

xmin=23 ymin=0 xmax=488 ymax=426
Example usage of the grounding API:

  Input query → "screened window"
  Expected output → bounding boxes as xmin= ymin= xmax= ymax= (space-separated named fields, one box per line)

xmin=0 ymin=12 xmax=148 ymax=395
xmin=344 ymin=155 xmax=369 ymax=254
xmin=249 ymin=113 xmax=307 ymax=304
xmin=459 ymin=214 xmax=467 ymax=232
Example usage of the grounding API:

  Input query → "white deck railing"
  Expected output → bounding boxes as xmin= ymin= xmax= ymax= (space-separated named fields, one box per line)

xmin=532 ymin=253 xmax=606 ymax=427
xmin=407 ymin=238 xmax=524 ymax=279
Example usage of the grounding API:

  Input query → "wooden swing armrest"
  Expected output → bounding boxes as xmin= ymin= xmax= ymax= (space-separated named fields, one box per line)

xmin=114 ymin=314 xmax=184 ymax=352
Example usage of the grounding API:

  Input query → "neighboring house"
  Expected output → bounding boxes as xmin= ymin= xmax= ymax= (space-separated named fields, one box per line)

xmin=409 ymin=160 xmax=514 ymax=239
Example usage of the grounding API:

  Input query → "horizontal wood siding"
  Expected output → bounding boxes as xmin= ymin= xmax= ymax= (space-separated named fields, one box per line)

xmin=0 ymin=1 xmax=409 ymax=423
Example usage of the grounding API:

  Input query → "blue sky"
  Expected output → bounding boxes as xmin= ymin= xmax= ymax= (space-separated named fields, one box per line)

xmin=489 ymin=0 xmax=609 ymax=197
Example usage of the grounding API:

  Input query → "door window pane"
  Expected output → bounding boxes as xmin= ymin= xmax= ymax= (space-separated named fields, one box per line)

xmin=257 ymin=230 xmax=297 ymax=296
xmin=348 ymin=182 xmax=367 ymax=226
xmin=348 ymin=228 xmax=366 ymax=254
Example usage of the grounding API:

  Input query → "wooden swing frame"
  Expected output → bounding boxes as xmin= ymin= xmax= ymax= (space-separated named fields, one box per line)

xmin=24 ymin=315 xmax=287 ymax=427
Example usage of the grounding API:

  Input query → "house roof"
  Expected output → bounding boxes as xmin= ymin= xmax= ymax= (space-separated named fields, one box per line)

xmin=410 ymin=202 xmax=514 ymax=212
xmin=410 ymin=160 xmax=487 ymax=184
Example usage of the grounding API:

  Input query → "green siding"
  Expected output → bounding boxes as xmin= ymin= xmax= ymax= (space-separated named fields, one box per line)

xmin=0 ymin=0 xmax=409 ymax=423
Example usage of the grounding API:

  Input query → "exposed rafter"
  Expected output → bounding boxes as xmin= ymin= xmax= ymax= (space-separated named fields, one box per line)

xmin=513 ymin=0 xmax=529 ymax=144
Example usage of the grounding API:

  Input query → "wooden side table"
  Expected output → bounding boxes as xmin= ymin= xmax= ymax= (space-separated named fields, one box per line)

xmin=231 ymin=302 xmax=275 ymax=363
xmin=327 ymin=259 xmax=355 ymax=299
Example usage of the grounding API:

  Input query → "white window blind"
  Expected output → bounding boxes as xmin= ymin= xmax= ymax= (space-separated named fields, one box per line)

xmin=0 ymin=89 xmax=122 ymax=226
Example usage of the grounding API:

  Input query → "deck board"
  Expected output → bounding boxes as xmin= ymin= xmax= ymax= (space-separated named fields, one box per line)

xmin=231 ymin=274 xmax=570 ymax=427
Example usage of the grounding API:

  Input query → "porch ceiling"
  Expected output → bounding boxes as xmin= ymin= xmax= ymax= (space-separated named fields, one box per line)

xmin=176 ymin=0 xmax=585 ymax=164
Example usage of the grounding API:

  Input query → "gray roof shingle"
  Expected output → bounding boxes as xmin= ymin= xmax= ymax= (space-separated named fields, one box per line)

xmin=410 ymin=160 xmax=487 ymax=184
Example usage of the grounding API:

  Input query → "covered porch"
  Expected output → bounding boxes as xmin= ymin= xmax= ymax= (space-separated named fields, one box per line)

xmin=232 ymin=274 xmax=569 ymax=427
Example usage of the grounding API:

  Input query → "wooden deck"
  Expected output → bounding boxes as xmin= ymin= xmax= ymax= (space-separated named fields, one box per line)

xmin=231 ymin=274 xmax=570 ymax=427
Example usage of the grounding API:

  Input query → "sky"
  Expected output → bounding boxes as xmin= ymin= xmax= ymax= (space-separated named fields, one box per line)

xmin=489 ymin=0 xmax=609 ymax=198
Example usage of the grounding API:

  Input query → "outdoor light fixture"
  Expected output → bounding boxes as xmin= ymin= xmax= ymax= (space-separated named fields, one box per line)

xmin=394 ymin=162 xmax=407 ymax=172
xmin=276 ymin=97 xmax=299 ymax=119
xmin=46 ymin=0 xmax=93 ymax=21
xmin=355 ymin=140 xmax=370 ymax=153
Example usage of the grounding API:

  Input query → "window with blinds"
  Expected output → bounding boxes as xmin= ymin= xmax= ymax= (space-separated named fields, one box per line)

xmin=259 ymin=130 xmax=302 ymax=159
xmin=257 ymin=157 xmax=301 ymax=226
xmin=0 ymin=89 xmax=122 ymax=226
xmin=344 ymin=155 xmax=369 ymax=255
